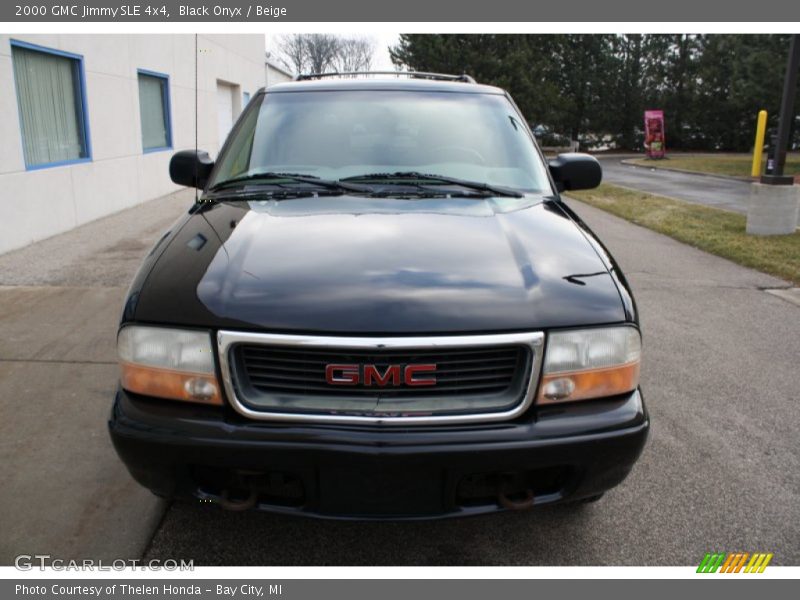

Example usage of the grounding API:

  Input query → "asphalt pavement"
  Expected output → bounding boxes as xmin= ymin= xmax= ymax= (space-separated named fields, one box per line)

xmin=1 ymin=190 xmax=798 ymax=566
xmin=598 ymin=156 xmax=752 ymax=213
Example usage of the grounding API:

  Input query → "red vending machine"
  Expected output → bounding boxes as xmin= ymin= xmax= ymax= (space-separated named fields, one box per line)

xmin=644 ymin=110 xmax=666 ymax=159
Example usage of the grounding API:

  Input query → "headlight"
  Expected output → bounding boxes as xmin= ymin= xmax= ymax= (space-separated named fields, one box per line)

xmin=537 ymin=326 xmax=641 ymax=404
xmin=117 ymin=325 xmax=222 ymax=405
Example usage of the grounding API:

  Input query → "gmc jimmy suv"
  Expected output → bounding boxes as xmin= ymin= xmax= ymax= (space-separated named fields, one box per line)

xmin=109 ymin=72 xmax=648 ymax=519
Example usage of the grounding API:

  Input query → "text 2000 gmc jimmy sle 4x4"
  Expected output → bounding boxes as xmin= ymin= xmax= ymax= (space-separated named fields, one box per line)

xmin=109 ymin=72 xmax=648 ymax=519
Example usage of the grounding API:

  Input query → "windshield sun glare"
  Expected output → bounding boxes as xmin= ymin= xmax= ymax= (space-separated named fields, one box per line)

xmin=210 ymin=90 xmax=552 ymax=194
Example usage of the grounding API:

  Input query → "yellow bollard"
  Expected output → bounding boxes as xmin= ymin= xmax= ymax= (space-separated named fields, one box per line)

xmin=751 ymin=110 xmax=768 ymax=177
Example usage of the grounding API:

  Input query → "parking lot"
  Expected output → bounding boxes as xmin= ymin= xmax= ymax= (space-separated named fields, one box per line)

xmin=1 ymin=188 xmax=798 ymax=566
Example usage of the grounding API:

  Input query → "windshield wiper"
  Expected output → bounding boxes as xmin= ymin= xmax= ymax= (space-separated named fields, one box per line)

xmin=341 ymin=172 xmax=523 ymax=198
xmin=199 ymin=189 xmax=321 ymax=204
xmin=210 ymin=172 xmax=369 ymax=194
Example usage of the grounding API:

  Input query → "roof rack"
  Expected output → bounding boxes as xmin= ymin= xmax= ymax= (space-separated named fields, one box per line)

xmin=295 ymin=71 xmax=477 ymax=84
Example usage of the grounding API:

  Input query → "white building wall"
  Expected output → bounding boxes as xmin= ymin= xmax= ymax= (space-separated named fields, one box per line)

xmin=0 ymin=34 xmax=265 ymax=255
xmin=265 ymin=61 xmax=294 ymax=87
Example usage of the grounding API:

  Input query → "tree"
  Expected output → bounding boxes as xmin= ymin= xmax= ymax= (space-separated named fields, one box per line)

xmin=304 ymin=34 xmax=340 ymax=73
xmin=390 ymin=35 xmax=562 ymax=134
xmin=332 ymin=37 xmax=375 ymax=72
xmin=548 ymin=35 xmax=615 ymax=145
xmin=389 ymin=33 xmax=799 ymax=152
xmin=275 ymin=34 xmax=308 ymax=75
xmin=692 ymin=35 xmax=793 ymax=150
xmin=391 ymin=34 xmax=613 ymax=147
xmin=608 ymin=34 xmax=647 ymax=149
xmin=659 ymin=35 xmax=702 ymax=149
xmin=276 ymin=34 xmax=376 ymax=75
xmin=598 ymin=34 xmax=680 ymax=150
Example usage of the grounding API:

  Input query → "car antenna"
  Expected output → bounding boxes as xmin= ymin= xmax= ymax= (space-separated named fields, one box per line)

xmin=194 ymin=33 xmax=199 ymax=203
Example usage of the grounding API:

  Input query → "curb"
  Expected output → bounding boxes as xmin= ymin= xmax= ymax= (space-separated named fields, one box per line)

xmin=619 ymin=159 xmax=754 ymax=183
xmin=765 ymin=287 xmax=800 ymax=308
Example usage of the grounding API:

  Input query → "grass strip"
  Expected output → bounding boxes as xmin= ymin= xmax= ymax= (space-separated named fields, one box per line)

xmin=568 ymin=183 xmax=800 ymax=285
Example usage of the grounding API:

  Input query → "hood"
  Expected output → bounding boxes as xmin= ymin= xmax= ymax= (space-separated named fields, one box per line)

xmin=132 ymin=195 xmax=626 ymax=334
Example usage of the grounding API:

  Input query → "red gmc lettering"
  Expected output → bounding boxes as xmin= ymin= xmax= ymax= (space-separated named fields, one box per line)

xmin=325 ymin=364 xmax=360 ymax=385
xmin=404 ymin=364 xmax=437 ymax=386
xmin=324 ymin=364 xmax=438 ymax=386
xmin=364 ymin=365 xmax=401 ymax=386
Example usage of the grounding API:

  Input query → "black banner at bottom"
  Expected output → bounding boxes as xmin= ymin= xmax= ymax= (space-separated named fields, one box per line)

xmin=2 ymin=579 xmax=796 ymax=600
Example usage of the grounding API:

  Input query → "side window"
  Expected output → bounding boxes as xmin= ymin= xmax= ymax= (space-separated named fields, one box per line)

xmin=137 ymin=70 xmax=172 ymax=152
xmin=11 ymin=41 xmax=91 ymax=169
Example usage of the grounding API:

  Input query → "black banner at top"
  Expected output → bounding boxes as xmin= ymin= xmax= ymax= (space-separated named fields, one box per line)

xmin=4 ymin=0 xmax=800 ymax=22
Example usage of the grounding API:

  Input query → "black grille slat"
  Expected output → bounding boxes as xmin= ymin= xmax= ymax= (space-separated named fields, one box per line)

xmin=245 ymin=369 xmax=516 ymax=383
xmin=242 ymin=350 xmax=509 ymax=363
xmin=240 ymin=357 xmax=518 ymax=366
xmin=242 ymin=362 xmax=518 ymax=377
xmin=232 ymin=343 xmax=530 ymax=409
xmin=246 ymin=374 xmax=515 ymax=389
xmin=241 ymin=356 xmax=519 ymax=369
xmin=243 ymin=381 xmax=511 ymax=394
xmin=241 ymin=346 xmax=516 ymax=357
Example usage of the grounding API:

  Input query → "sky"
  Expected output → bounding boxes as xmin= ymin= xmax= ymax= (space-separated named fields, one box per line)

xmin=372 ymin=33 xmax=401 ymax=69
xmin=265 ymin=33 xmax=400 ymax=73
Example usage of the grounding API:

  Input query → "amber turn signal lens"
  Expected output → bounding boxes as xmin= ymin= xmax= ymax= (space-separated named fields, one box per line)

xmin=537 ymin=361 xmax=640 ymax=405
xmin=537 ymin=326 xmax=642 ymax=404
xmin=120 ymin=362 xmax=223 ymax=405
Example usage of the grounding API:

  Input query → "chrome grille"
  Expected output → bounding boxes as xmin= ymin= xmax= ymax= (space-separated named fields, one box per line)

xmin=218 ymin=331 xmax=544 ymax=425
xmin=237 ymin=345 xmax=526 ymax=397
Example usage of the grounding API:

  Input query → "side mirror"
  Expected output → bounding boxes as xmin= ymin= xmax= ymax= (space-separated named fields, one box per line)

xmin=548 ymin=153 xmax=602 ymax=192
xmin=169 ymin=150 xmax=215 ymax=190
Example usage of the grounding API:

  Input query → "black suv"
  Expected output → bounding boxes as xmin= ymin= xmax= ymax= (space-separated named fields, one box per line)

xmin=109 ymin=73 xmax=648 ymax=519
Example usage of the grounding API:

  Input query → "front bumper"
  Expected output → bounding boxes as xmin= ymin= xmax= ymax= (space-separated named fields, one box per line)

xmin=109 ymin=387 xmax=649 ymax=519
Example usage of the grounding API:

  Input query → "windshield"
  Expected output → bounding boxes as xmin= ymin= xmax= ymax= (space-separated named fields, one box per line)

xmin=210 ymin=90 xmax=552 ymax=194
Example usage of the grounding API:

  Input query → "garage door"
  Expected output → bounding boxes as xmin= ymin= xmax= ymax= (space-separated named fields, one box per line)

xmin=216 ymin=82 xmax=235 ymax=152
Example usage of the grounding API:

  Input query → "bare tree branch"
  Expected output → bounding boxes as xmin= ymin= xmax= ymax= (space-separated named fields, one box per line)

xmin=275 ymin=34 xmax=307 ymax=74
xmin=332 ymin=37 xmax=376 ymax=72
xmin=274 ymin=34 xmax=377 ymax=76
xmin=304 ymin=34 xmax=340 ymax=73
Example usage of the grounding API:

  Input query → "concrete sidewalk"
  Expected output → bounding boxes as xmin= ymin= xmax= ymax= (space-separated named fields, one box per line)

xmin=0 ymin=189 xmax=193 ymax=564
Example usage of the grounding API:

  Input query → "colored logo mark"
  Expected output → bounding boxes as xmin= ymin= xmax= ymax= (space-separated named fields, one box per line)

xmin=697 ymin=552 xmax=773 ymax=573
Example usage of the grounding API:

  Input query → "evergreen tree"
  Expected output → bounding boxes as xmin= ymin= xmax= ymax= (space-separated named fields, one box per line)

xmin=389 ymin=33 xmax=798 ymax=152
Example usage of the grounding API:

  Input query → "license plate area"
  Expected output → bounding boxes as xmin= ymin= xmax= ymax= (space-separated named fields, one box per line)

xmin=318 ymin=464 xmax=444 ymax=516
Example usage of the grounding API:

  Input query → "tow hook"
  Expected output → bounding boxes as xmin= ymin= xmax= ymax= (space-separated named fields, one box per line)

xmin=497 ymin=473 xmax=536 ymax=510
xmin=218 ymin=488 xmax=258 ymax=511
xmin=217 ymin=469 xmax=261 ymax=511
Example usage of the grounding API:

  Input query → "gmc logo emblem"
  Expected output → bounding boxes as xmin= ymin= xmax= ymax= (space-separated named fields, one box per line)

xmin=325 ymin=364 xmax=437 ymax=387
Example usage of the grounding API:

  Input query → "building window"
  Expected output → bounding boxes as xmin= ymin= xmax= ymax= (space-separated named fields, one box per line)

xmin=10 ymin=40 xmax=91 ymax=169
xmin=137 ymin=70 xmax=172 ymax=152
xmin=243 ymin=91 xmax=251 ymax=106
